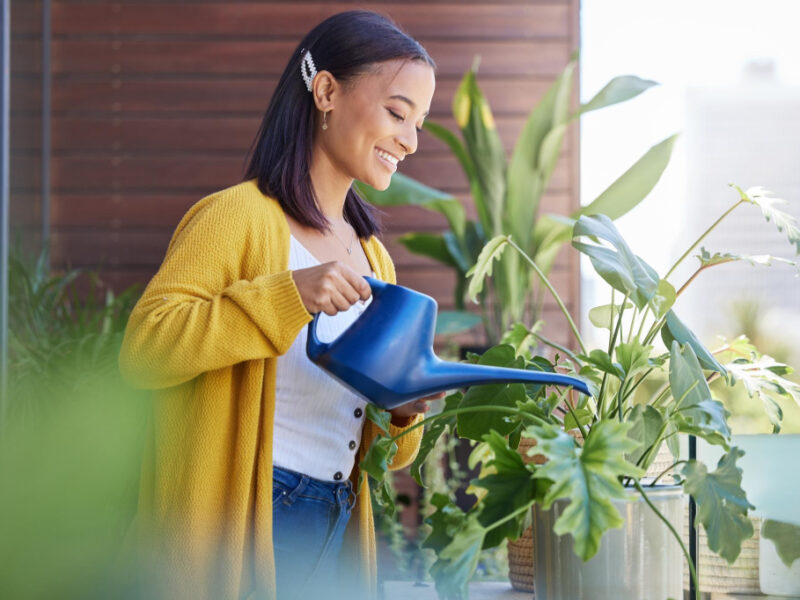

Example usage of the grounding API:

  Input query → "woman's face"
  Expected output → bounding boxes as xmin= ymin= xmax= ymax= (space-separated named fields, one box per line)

xmin=317 ymin=59 xmax=436 ymax=190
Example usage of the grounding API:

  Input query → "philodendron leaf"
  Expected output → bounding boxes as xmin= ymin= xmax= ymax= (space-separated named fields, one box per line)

xmin=466 ymin=235 xmax=510 ymax=302
xmin=761 ymin=519 xmax=800 ymax=568
xmin=572 ymin=214 xmax=660 ymax=309
xmin=662 ymin=311 xmax=727 ymax=376
xmin=472 ymin=430 xmax=538 ymax=548
xmin=650 ymin=279 xmax=677 ymax=319
xmin=528 ymin=420 xmax=644 ymax=561
xmin=696 ymin=246 xmax=798 ymax=270
xmin=581 ymin=348 xmax=624 ymax=379
xmin=410 ymin=392 xmax=462 ymax=486
xmin=625 ymin=404 xmax=665 ymax=469
xmin=359 ymin=434 xmax=397 ymax=486
xmin=500 ymin=321 xmax=543 ymax=359
xmin=430 ymin=517 xmax=486 ymax=600
xmin=732 ymin=184 xmax=800 ymax=254
xmin=616 ymin=340 xmax=653 ymax=379
xmin=423 ymin=492 xmax=468 ymax=554
xmin=683 ymin=448 xmax=755 ymax=564
xmin=669 ymin=341 xmax=730 ymax=448
xmin=457 ymin=345 xmax=527 ymax=440
xmin=588 ymin=301 xmax=633 ymax=330
xmin=725 ymin=353 xmax=800 ymax=433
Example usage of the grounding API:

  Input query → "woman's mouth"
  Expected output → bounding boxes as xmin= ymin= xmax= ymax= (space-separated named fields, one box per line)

xmin=375 ymin=148 xmax=398 ymax=172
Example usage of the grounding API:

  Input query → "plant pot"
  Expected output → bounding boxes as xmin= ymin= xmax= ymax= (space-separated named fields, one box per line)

xmin=532 ymin=484 xmax=684 ymax=600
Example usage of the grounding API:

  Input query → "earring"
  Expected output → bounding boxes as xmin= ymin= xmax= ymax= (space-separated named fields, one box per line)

xmin=322 ymin=111 xmax=328 ymax=131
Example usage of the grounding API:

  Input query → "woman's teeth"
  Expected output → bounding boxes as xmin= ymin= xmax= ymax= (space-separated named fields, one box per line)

xmin=375 ymin=148 xmax=398 ymax=166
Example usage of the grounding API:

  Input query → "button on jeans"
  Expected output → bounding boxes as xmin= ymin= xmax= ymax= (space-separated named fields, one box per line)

xmin=271 ymin=465 xmax=356 ymax=599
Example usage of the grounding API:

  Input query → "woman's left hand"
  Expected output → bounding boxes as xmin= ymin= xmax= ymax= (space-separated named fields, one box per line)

xmin=388 ymin=391 xmax=447 ymax=426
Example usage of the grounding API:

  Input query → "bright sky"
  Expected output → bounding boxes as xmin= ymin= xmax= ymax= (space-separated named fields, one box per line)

xmin=579 ymin=0 xmax=800 ymax=344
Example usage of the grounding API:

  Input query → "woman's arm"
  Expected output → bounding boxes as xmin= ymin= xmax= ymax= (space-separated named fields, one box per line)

xmin=118 ymin=192 xmax=312 ymax=390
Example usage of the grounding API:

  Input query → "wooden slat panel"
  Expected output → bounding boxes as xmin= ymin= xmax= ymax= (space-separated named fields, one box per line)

xmin=13 ymin=39 xmax=572 ymax=77
xmin=17 ymin=3 xmax=570 ymax=40
xmin=14 ymin=77 xmax=559 ymax=117
xmin=14 ymin=155 xmax=571 ymax=195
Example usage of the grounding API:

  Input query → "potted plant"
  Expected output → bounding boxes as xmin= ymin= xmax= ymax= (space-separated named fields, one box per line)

xmin=360 ymin=184 xmax=800 ymax=599
xmin=355 ymin=53 xmax=677 ymax=345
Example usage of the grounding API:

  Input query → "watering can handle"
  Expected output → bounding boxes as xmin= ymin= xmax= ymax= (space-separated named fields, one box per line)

xmin=306 ymin=275 xmax=386 ymax=359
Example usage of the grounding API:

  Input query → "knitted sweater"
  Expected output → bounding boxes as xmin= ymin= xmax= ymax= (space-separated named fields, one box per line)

xmin=118 ymin=179 xmax=423 ymax=600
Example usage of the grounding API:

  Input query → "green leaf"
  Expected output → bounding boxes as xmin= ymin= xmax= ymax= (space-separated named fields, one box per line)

xmin=410 ymin=392 xmax=462 ymax=486
xmin=359 ymin=434 xmax=397 ymax=486
xmin=725 ymin=353 xmax=800 ymax=433
xmin=696 ymin=246 xmax=797 ymax=270
xmin=398 ymin=232 xmax=460 ymax=268
xmin=616 ymin=340 xmax=653 ymax=379
xmin=505 ymin=56 xmax=577 ymax=251
xmin=588 ymin=301 xmax=633 ymax=330
xmin=761 ymin=519 xmax=800 ymax=568
xmin=472 ymin=430 xmax=538 ymax=547
xmin=430 ymin=517 xmax=486 ymax=600
xmin=669 ymin=341 xmax=730 ymax=447
xmin=457 ymin=345 xmax=527 ymax=440
xmin=435 ymin=310 xmax=483 ymax=336
xmin=423 ymin=493 xmax=468 ymax=554
xmin=528 ymin=421 xmax=644 ymax=560
xmin=423 ymin=120 xmax=483 ymax=216
xmin=365 ymin=403 xmax=392 ymax=434
xmin=465 ymin=235 xmax=510 ymax=302
xmin=650 ymin=279 xmax=677 ymax=319
xmin=662 ymin=311 xmax=727 ymax=376
xmin=576 ymin=75 xmax=659 ymax=116
xmin=732 ymin=184 xmax=800 ymax=254
xmin=625 ymin=404 xmax=665 ymax=468
xmin=572 ymin=214 xmax=660 ymax=309
xmin=500 ymin=321 xmax=543 ymax=359
xmin=581 ymin=349 xmax=624 ymax=379
xmin=683 ymin=448 xmax=755 ymax=564
xmin=577 ymin=135 xmax=677 ymax=221
xmin=562 ymin=407 xmax=593 ymax=431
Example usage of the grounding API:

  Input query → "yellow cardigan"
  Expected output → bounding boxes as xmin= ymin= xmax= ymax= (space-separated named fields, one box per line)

xmin=118 ymin=179 xmax=423 ymax=600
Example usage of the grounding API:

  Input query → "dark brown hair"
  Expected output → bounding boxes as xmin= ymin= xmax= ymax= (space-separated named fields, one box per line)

xmin=243 ymin=10 xmax=436 ymax=238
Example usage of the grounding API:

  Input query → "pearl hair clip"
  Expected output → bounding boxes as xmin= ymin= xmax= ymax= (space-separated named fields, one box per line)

xmin=300 ymin=49 xmax=317 ymax=93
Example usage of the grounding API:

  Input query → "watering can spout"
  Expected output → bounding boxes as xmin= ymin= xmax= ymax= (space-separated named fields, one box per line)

xmin=306 ymin=276 xmax=591 ymax=409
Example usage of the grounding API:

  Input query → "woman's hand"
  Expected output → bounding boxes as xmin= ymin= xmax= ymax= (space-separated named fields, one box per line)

xmin=291 ymin=261 xmax=372 ymax=315
xmin=389 ymin=391 xmax=447 ymax=427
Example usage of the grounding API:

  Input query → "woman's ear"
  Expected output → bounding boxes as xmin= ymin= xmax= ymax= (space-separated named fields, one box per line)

xmin=312 ymin=70 xmax=337 ymax=112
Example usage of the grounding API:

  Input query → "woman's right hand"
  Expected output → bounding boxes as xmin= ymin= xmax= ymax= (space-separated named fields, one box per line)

xmin=291 ymin=262 xmax=373 ymax=316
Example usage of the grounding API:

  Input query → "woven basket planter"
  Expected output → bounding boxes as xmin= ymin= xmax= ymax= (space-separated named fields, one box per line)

xmin=508 ymin=440 xmax=677 ymax=592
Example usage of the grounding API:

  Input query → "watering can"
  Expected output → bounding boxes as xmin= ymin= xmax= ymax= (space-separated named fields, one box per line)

xmin=306 ymin=276 xmax=591 ymax=410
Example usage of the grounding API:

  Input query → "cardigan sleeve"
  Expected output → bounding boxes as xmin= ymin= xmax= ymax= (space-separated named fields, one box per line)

xmin=118 ymin=192 xmax=312 ymax=390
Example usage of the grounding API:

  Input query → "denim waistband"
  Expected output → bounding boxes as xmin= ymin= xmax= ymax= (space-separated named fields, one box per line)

xmin=273 ymin=465 xmax=355 ymax=509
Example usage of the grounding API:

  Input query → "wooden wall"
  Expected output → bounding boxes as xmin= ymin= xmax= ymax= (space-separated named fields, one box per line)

xmin=11 ymin=0 xmax=580 ymax=349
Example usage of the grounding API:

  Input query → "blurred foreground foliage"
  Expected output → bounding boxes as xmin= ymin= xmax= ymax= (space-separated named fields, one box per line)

xmin=1 ymin=245 xmax=147 ymax=599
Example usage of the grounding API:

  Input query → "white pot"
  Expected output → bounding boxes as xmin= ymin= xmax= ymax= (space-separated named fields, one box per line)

xmin=760 ymin=535 xmax=800 ymax=596
xmin=532 ymin=485 xmax=684 ymax=600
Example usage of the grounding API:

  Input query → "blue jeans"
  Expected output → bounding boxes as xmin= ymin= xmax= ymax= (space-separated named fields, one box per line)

xmin=271 ymin=465 xmax=356 ymax=599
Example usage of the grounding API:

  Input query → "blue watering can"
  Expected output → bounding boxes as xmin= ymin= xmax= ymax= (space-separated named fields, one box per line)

xmin=306 ymin=276 xmax=591 ymax=410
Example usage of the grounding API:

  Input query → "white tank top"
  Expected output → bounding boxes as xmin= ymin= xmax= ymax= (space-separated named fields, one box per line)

xmin=272 ymin=234 xmax=376 ymax=482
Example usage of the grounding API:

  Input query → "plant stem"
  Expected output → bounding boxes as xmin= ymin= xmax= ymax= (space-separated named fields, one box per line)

xmin=485 ymin=499 xmax=536 ymax=532
xmin=506 ymin=237 xmax=587 ymax=355
xmin=676 ymin=266 xmax=707 ymax=297
xmin=564 ymin=393 xmax=588 ymax=441
xmin=634 ymin=480 xmax=700 ymax=600
xmin=649 ymin=460 xmax=688 ymax=486
xmin=664 ymin=200 xmax=744 ymax=280
xmin=533 ymin=333 xmax=582 ymax=365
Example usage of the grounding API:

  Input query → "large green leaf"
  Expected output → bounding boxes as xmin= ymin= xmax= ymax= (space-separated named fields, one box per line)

xmin=472 ymin=430 xmax=539 ymax=548
xmin=457 ymin=345 xmax=527 ymax=440
xmin=572 ymin=214 xmax=660 ymax=309
xmin=398 ymin=232 xmax=459 ymax=268
xmin=588 ymin=300 xmax=633 ymax=330
xmin=733 ymin=184 xmax=800 ymax=254
xmin=500 ymin=321 xmax=543 ymax=359
xmin=528 ymin=420 xmax=644 ymax=560
xmin=423 ymin=492 xmax=468 ymax=554
xmin=465 ymin=235 xmax=510 ymax=302
xmin=576 ymin=75 xmax=659 ymax=116
xmin=410 ymin=392 xmax=462 ymax=486
xmin=668 ymin=341 xmax=730 ymax=447
xmin=761 ymin=519 xmax=800 ymax=568
xmin=662 ymin=311 xmax=727 ymax=376
xmin=683 ymin=449 xmax=755 ymax=564
xmin=429 ymin=517 xmax=486 ymax=600
xmin=616 ymin=339 xmax=653 ymax=379
xmin=577 ymin=135 xmax=677 ymax=221
xmin=625 ymin=404 xmax=665 ymax=469
xmin=505 ymin=56 xmax=577 ymax=251
xmin=453 ymin=67 xmax=507 ymax=236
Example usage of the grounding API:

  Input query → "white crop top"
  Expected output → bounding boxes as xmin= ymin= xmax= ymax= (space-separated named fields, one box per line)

xmin=272 ymin=234 xmax=376 ymax=482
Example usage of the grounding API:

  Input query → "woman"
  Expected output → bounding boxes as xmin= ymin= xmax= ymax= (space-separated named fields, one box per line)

xmin=118 ymin=9 xmax=439 ymax=600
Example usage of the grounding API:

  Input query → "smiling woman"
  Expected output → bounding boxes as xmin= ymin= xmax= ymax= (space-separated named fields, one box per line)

xmin=117 ymin=9 xmax=439 ymax=600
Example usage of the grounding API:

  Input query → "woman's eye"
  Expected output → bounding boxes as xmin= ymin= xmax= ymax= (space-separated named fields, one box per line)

xmin=387 ymin=109 xmax=404 ymax=122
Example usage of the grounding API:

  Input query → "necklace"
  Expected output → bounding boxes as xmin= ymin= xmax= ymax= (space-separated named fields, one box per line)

xmin=332 ymin=222 xmax=355 ymax=254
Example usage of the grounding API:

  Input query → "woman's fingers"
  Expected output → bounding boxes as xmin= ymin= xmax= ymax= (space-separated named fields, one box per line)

xmin=292 ymin=261 xmax=372 ymax=315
